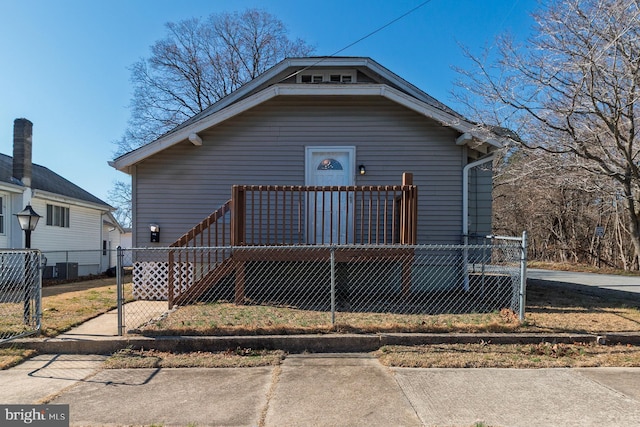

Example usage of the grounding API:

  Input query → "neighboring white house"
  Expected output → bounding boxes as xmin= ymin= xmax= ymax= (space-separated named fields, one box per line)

xmin=1 ymin=118 xmax=121 ymax=278
xmin=103 ymin=212 xmax=126 ymax=270
xmin=119 ymin=228 xmax=132 ymax=249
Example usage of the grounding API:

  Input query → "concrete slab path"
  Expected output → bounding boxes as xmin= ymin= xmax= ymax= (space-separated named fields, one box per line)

xmin=263 ymin=353 xmax=421 ymax=426
xmin=0 ymin=354 xmax=107 ymax=404
xmin=55 ymin=300 xmax=168 ymax=339
xmin=3 ymin=353 xmax=640 ymax=426
xmin=392 ymin=367 xmax=640 ymax=427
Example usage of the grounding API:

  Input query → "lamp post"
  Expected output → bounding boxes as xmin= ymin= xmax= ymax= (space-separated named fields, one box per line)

xmin=15 ymin=204 xmax=41 ymax=249
xmin=15 ymin=204 xmax=41 ymax=324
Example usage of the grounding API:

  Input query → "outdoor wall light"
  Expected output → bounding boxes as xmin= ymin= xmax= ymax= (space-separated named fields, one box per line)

xmin=359 ymin=164 xmax=366 ymax=175
xmin=15 ymin=204 xmax=41 ymax=248
xmin=150 ymin=224 xmax=160 ymax=242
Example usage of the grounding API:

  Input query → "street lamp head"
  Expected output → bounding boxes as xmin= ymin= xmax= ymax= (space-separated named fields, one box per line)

xmin=15 ymin=204 xmax=41 ymax=232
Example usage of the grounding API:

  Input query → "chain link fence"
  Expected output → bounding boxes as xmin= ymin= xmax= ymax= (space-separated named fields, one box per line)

xmin=41 ymin=249 xmax=120 ymax=280
xmin=0 ymin=250 xmax=42 ymax=343
xmin=117 ymin=235 xmax=527 ymax=335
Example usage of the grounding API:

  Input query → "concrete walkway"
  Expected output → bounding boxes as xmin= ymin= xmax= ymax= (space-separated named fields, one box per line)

xmin=2 ymin=353 xmax=640 ymax=426
xmin=55 ymin=300 xmax=167 ymax=339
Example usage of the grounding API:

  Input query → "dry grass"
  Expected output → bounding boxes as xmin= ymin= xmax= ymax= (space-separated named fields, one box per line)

xmin=1 ymin=279 xmax=132 ymax=369
xmin=0 ymin=278 xmax=127 ymax=338
xmin=138 ymin=280 xmax=640 ymax=336
xmin=104 ymin=347 xmax=285 ymax=369
xmin=0 ymin=348 xmax=37 ymax=370
xmin=102 ymin=342 xmax=640 ymax=370
xmin=376 ymin=342 xmax=640 ymax=368
xmin=3 ymin=274 xmax=639 ymax=339
xmin=39 ymin=282 xmax=133 ymax=337
xmin=524 ymin=282 xmax=640 ymax=334
xmin=2 ymin=272 xmax=640 ymax=371
xmin=140 ymin=303 xmax=522 ymax=336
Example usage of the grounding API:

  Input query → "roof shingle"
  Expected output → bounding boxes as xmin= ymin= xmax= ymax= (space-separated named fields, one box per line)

xmin=0 ymin=153 xmax=111 ymax=208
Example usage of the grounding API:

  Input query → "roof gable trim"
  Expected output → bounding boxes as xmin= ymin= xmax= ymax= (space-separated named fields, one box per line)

xmin=111 ymin=83 xmax=502 ymax=173
xmin=32 ymin=189 xmax=114 ymax=212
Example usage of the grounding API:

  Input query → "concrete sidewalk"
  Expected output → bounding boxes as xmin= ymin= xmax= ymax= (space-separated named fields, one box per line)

xmin=2 ymin=353 xmax=640 ymax=426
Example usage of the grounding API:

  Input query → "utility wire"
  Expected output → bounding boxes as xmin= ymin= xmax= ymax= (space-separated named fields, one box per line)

xmin=281 ymin=0 xmax=433 ymax=81
xmin=328 ymin=0 xmax=433 ymax=57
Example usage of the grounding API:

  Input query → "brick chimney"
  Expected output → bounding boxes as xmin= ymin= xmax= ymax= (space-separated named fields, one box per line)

xmin=13 ymin=118 xmax=33 ymax=187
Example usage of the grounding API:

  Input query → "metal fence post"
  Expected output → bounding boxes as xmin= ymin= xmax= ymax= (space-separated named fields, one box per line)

xmin=330 ymin=246 xmax=336 ymax=325
xmin=116 ymin=246 xmax=124 ymax=336
xmin=519 ymin=231 xmax=528 ymax=322
xmin=22 ymin=251 xmax=31 ymax=325
xmin=35 ymin=251 xmax=42 ymax=332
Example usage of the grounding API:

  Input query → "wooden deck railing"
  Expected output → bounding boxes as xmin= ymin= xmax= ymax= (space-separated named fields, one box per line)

xmin=231 ymin=173 xmax=417 ymax=246
xmin=168 ymin=174 xmax=417 ymax=306
xmin=171 ymin=173 xmax=417 ymax=249
xmin=168 ymin=200 xmax=232 ymax=306
xmin=170 ymin=200 xmax=232 ymax=248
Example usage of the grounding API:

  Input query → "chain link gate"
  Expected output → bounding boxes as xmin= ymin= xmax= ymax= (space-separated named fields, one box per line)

xmin=116 ymin=236 xmax=527 ymax=335
xmin=0 ymin=250 xmax=42 ymax=343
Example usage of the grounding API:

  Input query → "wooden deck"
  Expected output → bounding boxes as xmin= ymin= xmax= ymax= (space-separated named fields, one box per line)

xmin=168 ymin=173 xmax=418 ymax=307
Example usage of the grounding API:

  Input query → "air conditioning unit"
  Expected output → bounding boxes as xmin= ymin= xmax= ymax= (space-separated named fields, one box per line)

xmin=56 ymin=262 xmax=78 ymax=280
xmin=42 ymin=265 xmax=57 ymax=279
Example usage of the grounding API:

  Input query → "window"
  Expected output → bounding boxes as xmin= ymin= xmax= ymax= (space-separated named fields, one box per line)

xmin=46 ymin=204 xmax=70 ymax=228
xmin=317 ymin=158 xmax=343 ymax=170
xmin=0 ymin=196 xmax=4 ymax=234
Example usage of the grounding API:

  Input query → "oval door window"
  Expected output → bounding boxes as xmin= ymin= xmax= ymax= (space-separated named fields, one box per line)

xmin=317 ymin=158 xmax=343 ymax=170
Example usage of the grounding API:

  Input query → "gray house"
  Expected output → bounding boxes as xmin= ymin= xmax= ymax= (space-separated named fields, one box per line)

xmin=111 ymin=57 xmax=502 ymax=250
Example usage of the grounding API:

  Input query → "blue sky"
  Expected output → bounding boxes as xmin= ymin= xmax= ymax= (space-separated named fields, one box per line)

xmin=0 ymin=0 xmax=536 ymax=204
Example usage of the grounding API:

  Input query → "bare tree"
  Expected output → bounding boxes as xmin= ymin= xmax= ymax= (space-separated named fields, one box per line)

xmin=107 ymin=180 xmax=132 ymax=228
xmin=456 ymin=0 xmax=640 ymax=269
xmin=111 ymin=9 xmax=313 ymax=223
xmin=115 ymin=8 xmax=314 ymax=154
xmin=493 ymin=147 xmax=635 ymax=269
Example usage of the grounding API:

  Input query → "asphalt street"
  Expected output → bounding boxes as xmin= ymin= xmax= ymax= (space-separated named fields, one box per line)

xmin=528 ymin=268 xmax=640 ymax=294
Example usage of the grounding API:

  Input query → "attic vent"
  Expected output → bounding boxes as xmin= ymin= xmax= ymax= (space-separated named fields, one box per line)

xmin=330 ymin=74 xmax=352 ymax=83
xmin=298 ymin=70 xmax=356 ymax=84
xmin=301 ymin=74 xmax=323 ymax=83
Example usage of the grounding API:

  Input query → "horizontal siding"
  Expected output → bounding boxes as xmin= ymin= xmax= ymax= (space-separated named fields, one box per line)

xmin=29 ymin=200 xmax=102 ymax=251
xmin=28 ymin=198 xmax=103 ymax=271
xmin=134 ymin=96 xmax=464 ymax=246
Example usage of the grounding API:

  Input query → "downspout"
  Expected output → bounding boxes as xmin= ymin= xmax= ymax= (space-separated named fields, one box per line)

xmin=462 ymin=153 xmax=495 ymax=290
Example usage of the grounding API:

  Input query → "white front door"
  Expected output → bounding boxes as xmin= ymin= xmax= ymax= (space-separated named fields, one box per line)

xmin=305 ymin=147 xmax=355 ymax=244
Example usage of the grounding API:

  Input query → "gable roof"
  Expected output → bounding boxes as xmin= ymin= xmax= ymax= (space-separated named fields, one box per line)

xmin=0 ymin=153 xmax=111 ymax=209
xmin=111 ymin=57 xmax=505 ymax=174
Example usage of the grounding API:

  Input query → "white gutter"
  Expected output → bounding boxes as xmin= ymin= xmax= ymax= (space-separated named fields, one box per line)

xmin=462 ymin=153 xmax=495 ymax=291
xmin=462 ymin=154 xmax=495 ymax=242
